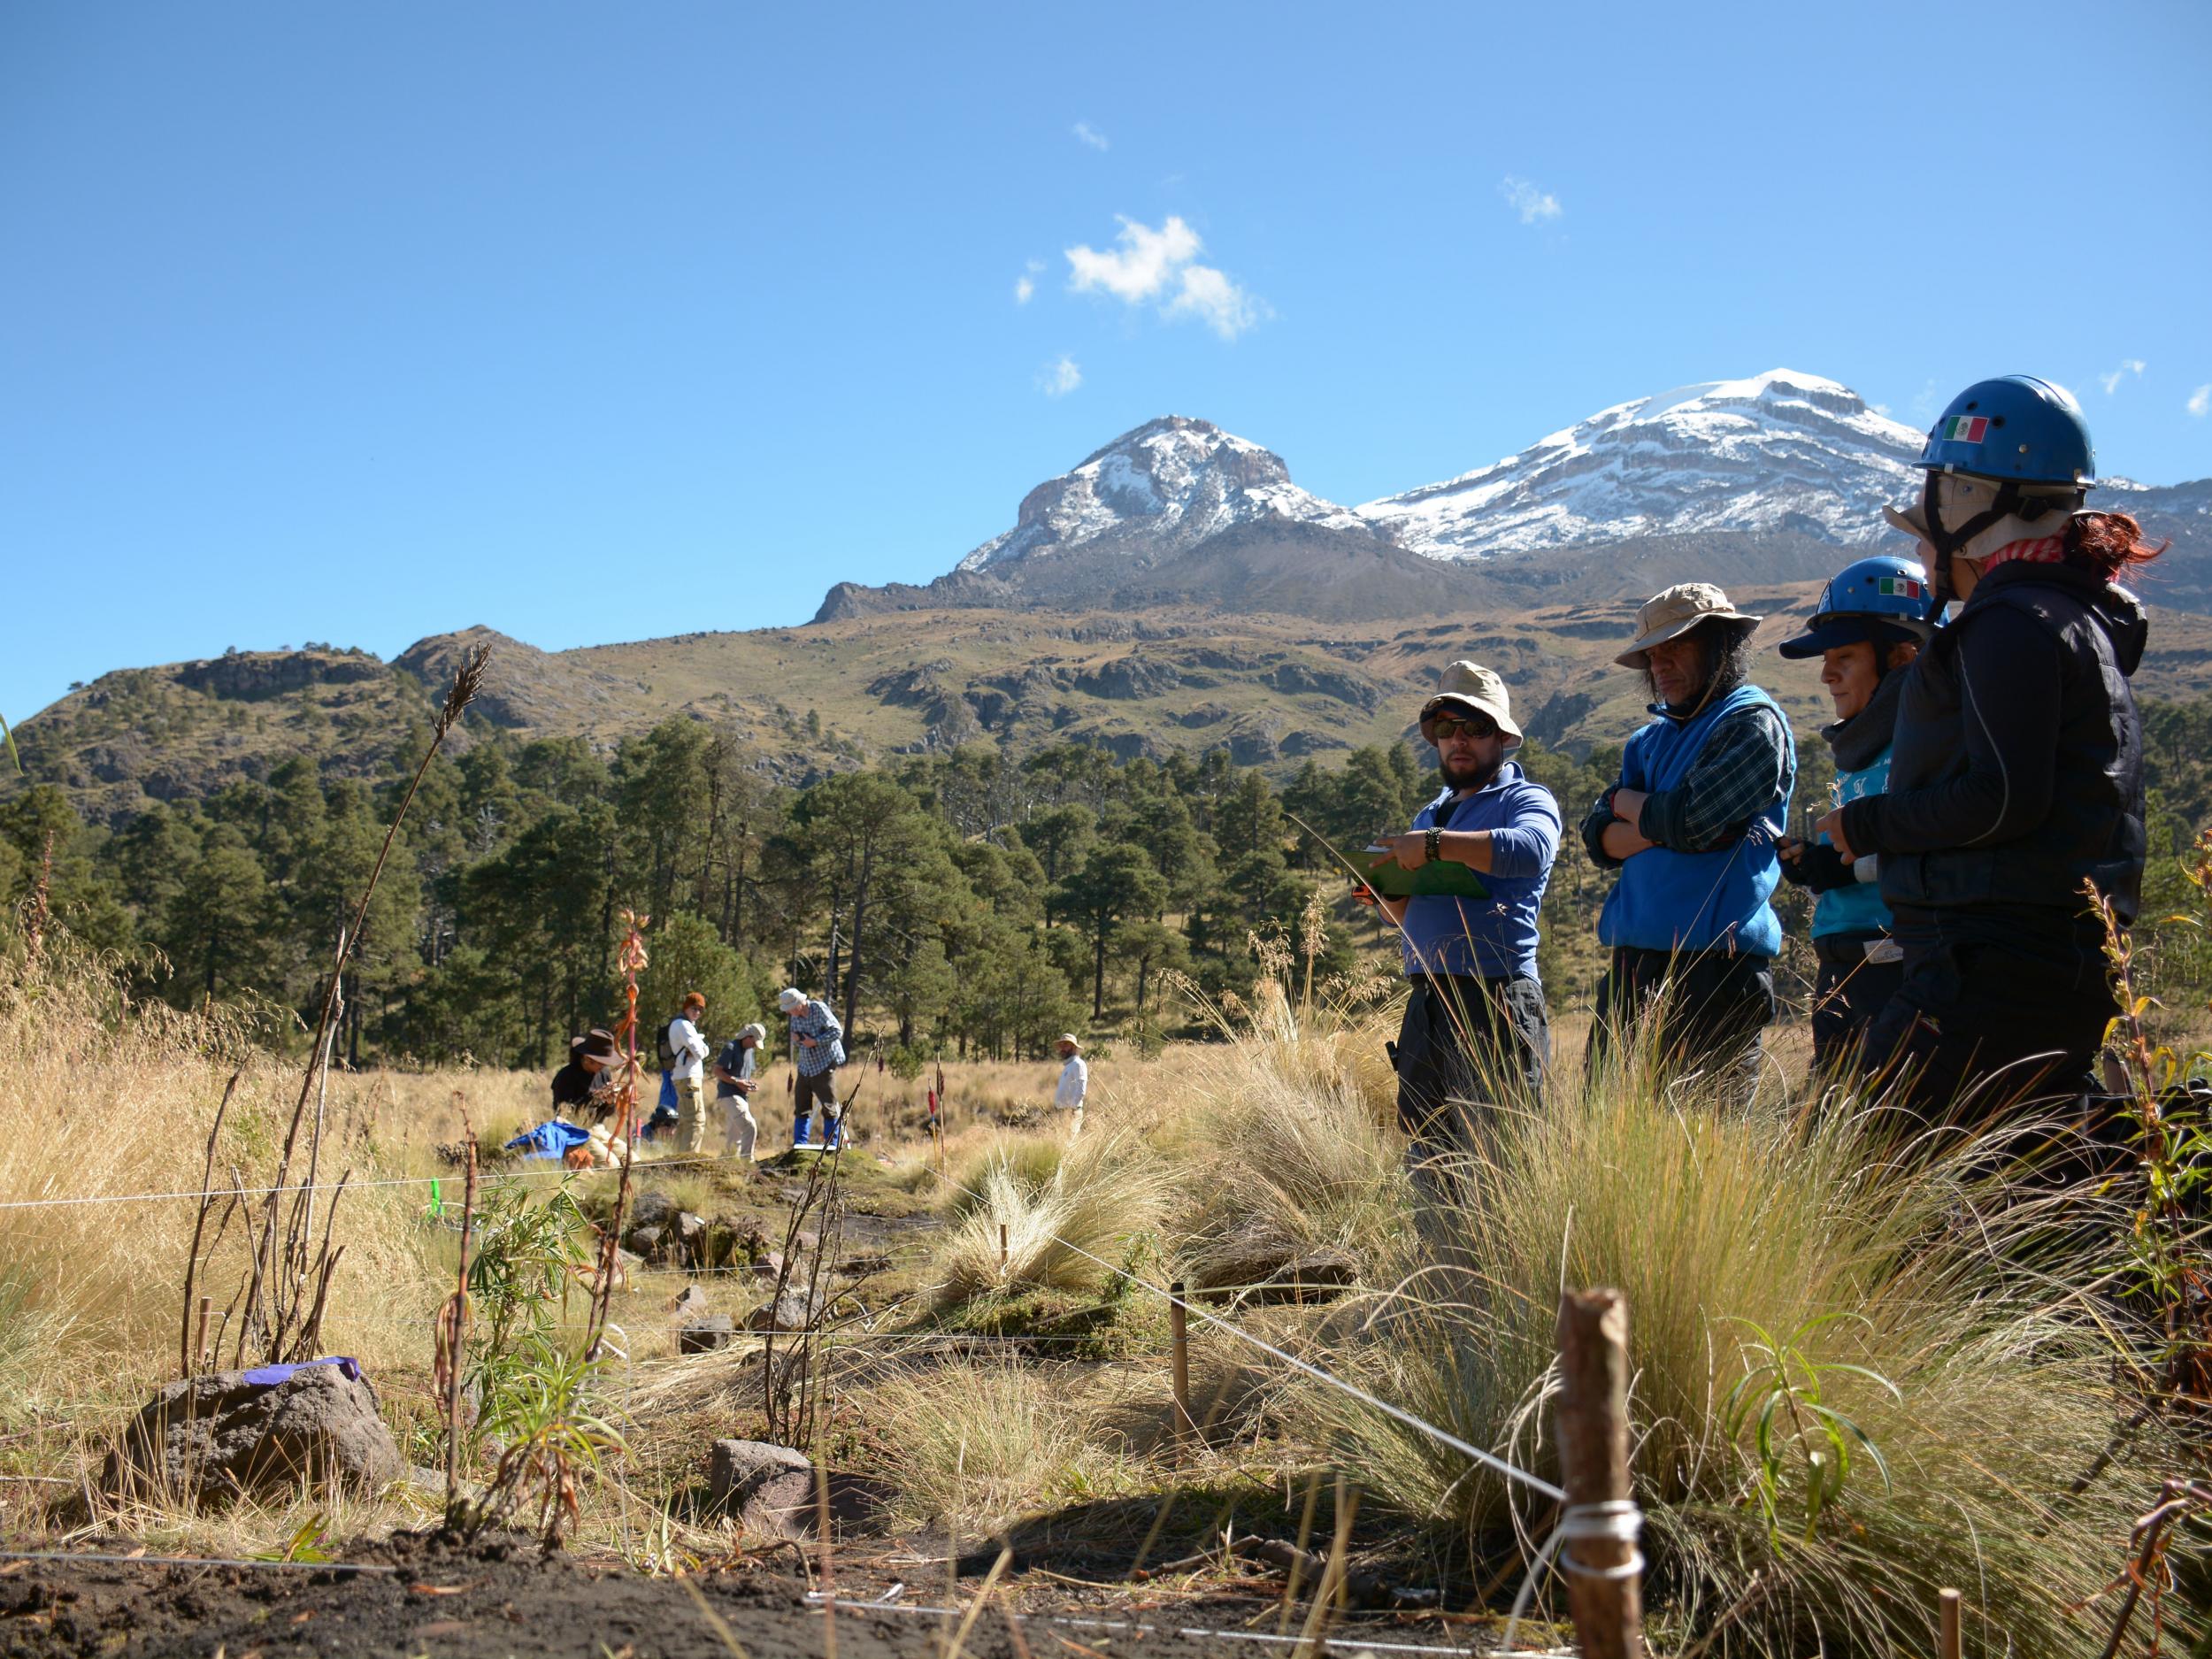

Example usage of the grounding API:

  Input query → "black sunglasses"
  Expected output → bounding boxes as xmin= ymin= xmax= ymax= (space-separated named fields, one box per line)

xmin=1425 ymin=713 xmax=1499 ymax=741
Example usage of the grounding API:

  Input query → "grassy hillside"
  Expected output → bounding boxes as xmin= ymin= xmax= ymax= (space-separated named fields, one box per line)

xmin=19 ymin=587 xmax=2212 ymax=825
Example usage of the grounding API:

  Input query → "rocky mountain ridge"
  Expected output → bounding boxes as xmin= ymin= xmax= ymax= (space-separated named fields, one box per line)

xmin=820 ymin=368 xmax=2212 ymax=622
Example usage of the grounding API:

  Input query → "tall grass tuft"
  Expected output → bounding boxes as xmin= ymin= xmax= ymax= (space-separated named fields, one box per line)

xmin=930 ymin=1129 xmax=1171 ymax=1304
xmin=1300 ymin=1025 xmax=2177 ymax=1655
xmin=855 ymin=1358 xmax=1150 ymax=1534
xmin=1164 ymin=1004 xmax=1409 ymax=1285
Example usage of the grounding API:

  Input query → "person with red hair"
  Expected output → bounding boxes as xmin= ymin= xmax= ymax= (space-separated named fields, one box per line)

xmin=1817 ymin=375 xmax=2160 ymax=1121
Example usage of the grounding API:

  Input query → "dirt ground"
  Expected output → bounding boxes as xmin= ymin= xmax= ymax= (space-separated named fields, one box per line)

xmin=0 ymin=1530 xmax=1509 ymax=1659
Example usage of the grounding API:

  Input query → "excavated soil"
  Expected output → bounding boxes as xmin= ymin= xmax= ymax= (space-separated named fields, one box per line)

xmin=0 ymin=1529 xmax=1462 ymax=1659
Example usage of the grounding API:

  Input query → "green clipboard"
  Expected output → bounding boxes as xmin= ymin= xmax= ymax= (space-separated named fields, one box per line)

xmin=1358 ymin=846 xmax=1490 ymax=902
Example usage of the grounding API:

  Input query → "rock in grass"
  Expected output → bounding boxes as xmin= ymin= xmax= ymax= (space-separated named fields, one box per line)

xmin=679 ymin=1315 xmax=736 ymax=1355
xmin=673 ymin=1211 xmax=708 ymax=1263
xmin=626 ymin=1190 xmax=679 ymax=1236
xmin=102 ymin=1364 xmax=402 ymax=1508
xmin=706 ymin=1439 xmax=813 ymax=1536
xmin=744 ymin=1288 xmax=823 ymax=1333
xmin=1192 ymin=1243 xmax=1361 ymax=1305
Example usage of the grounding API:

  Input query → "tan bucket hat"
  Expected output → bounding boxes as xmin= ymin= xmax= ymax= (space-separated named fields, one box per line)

xmin=1057 ymin=1033 xmax=1083 ymax=1052
xmin=1418 ymin=660 xmax=1524 ymax=748
xmin=1615 ymin=583 xmax=1763 ymax=669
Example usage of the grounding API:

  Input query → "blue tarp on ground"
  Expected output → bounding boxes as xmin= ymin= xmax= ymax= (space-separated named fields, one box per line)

xmin=239 ymin=1356 xmax=364 ymax=1386
xmin=504 ymin=1119 xmax=595 ymax=1160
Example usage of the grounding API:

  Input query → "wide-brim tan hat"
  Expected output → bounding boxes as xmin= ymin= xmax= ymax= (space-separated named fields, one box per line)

xmin=1615 ymin=582 xmax=1763 ymax=669
xmin=1882 ymin=502 xmax=1931 ymax=542
xmin=1418 ymin=659 xmax=1524 ymax=747
xmin=1057 ymin=1033 xmax=1083 ymax=1052
xmin=776 ymin=987 xmax=806 ymax=1012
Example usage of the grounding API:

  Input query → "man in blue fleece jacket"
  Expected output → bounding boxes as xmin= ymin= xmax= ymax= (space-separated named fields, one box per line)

xmin=1371 ymin=661 xmax=1561 ymax=1173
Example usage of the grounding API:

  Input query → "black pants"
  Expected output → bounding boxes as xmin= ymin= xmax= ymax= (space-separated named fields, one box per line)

xmin=1588 ymin=947 xmax=1776 ymax=1108
xmin=1391 ymin=974 xmax=1550 ymax=1158
xmin=1809 ymin=933 xmax=1906 ymax=1076
xmin=1863 ymin=937 xmax=2114 ymax=1125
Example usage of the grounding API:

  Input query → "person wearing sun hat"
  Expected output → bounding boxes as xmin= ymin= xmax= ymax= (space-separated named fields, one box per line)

xmin=1369 ymin=660 xmax=1561 ymax=1177
xmin=1053 ymin=1033 xmax=1088 ymax=1139
xmin=779 ymin=986 xmax=846 ymax=1149
xmin=1579 ymin=582 xmax=1796 ymax=1103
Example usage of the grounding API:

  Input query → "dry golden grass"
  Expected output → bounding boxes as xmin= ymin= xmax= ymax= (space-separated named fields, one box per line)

xmin=0 ymin=946 xmax=442 ymax=1410
xmin=848 ymin=1357 xmax=1162 ymax=1535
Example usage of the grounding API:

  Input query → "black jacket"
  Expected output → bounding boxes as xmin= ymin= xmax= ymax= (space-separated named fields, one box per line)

xmin=1840 ymin=560 xmax=2147 ymax=948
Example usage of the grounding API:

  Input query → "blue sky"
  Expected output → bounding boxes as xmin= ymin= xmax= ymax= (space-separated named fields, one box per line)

xmin=5 ymin=0 xmax=2209 ymax=724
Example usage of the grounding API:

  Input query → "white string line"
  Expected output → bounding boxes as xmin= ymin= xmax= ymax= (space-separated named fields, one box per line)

xmin=927 ymin=1163 xmax=1568 ymax=1506
xmin=0 ymin=1152 xmax=766 ymax=1211
xmin=1495 ymin=1500 xmax=1644 ymax=1655
xmin=803 ymin=1592 xmax=1557 ymax=1657
xmin=0 ymin=1549 xmax=398 ymax=1575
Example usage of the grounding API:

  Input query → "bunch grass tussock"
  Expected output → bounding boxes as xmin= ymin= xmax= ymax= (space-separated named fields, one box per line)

xmin=851 ymin=1357 xmax=1159 ymax=1536
xmin=1163 ymin=1004 xmax=1409 ymax=1281
xmin=929 ymin=1128 xmax=1171 ymax=1306
xmin=1302 ymin=1025 xmax=2174 ymax=1656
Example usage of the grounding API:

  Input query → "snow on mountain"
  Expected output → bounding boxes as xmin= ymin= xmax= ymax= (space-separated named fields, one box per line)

xmin=1356 ymin=369 xmax=1928 ymax=560
xmin=956 ymin=415 xmax=1373 ymax=572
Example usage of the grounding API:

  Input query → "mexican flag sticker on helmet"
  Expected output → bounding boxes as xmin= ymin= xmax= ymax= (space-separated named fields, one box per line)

xmin=1941 ymin=415 xmax=1990 ymax=443
xmin=1877 ymin=576 xmax=1923 ymax=598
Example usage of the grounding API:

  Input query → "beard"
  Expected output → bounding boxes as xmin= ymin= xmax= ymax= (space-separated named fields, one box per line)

xmin=1440 ymin=752 xmax=1502 ymax=793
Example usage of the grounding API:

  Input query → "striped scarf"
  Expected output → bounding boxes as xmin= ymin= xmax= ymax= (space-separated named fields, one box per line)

xmin=1982 ymin=534 xmax=2066 ymax=572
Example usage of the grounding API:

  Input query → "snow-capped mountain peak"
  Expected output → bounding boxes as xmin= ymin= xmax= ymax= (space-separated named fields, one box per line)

xmin=956 ymin=415 xmax=1371 ymax=572
xmin=1358 ymin=368 xmax=1930 ymax=559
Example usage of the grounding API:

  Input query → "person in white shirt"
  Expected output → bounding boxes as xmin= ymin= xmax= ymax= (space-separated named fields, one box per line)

xmin=667 ymin=991 xmax=711 ymax=1156
xmin=1053 ymin=1033 xmax=1087 ymax=1140
xmin=714 ymin=1022 xmax=765 ymax=1170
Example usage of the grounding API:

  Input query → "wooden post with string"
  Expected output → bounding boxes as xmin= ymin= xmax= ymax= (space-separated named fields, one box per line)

xmin=1168 ymin=1279 xmax=1194 ymax=1450
xmin=1938 ymin=1587 xmax=1961 ymax=1659
xmin=1555 ymin=1288 xmax=1645 ymax=1659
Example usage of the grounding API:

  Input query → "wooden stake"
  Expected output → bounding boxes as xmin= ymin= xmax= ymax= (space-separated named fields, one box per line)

xmin=1938 ymin=1587 xmax=1962 ymax=1659
xmin=193 ymin=1295 xmax=212 ymax=1372
xmin=817 ymin=1463 xmax=837 ymax=1659
xmin=998 ymin=1222 xmax=1009 ymax=1273
xmin=1554 ymin=1288 xmax=1645 ymax=1659
xmin=1168 ymin=1279 xmax=1194 ymax=1448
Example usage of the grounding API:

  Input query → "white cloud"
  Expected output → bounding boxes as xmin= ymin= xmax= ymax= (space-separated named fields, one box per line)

xmin=2099 ymin=358 xmax=2147 ymax=395
xmin=1039 ymin=356 xmax=1082 ymax=397
xmin=1013 ymin=258 xmax=1044 ymax=305
xmin=1499 ymin=176 xmax=1563 ymax=225
xmin=1066 ymin=215 xmax=1202 ymax=302
xmin=1072 ymin=121 xmax=1110 ymax=152
xmin=1064 ymin=215 xmax=1264 ymax=340
xmin=1169 ymin=262 xmax=1263 ymax=341
xmin=2190 ymin=384 xmax=2211 ymax=419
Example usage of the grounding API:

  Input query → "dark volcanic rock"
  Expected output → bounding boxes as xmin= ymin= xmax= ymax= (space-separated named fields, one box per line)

xmin=103 ymin=1363 xmax=402 ymax=1507
xmin=679 ymin=1316 xmax=737 ymax=1355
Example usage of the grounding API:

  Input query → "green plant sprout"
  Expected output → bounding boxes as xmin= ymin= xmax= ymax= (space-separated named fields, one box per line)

xmin=1721 ymin=1313 xmax=1899 ymax=1543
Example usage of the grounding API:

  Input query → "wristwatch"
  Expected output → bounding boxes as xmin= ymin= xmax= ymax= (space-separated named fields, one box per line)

xmin=1424 ymin=826 xmax=1442 ymax=864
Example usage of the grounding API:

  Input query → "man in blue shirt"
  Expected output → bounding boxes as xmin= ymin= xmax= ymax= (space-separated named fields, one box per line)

xmin=778 ymin=986 xmax=847 ymax=1149
xmin=1370 ymin=661 xmax=1561 ymax=1171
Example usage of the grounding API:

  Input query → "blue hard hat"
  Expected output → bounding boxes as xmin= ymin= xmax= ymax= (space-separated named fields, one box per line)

xmin=1916 ymin=375 xmax=2096 ymax=487
xmin=1777 ymin=554 xmax=1937 ymax=658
